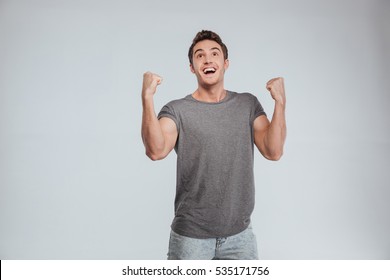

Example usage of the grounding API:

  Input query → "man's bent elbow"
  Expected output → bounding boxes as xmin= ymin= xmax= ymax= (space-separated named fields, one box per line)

xmin=145 ymin=150 xmax=167 ymax=161
xmin=265 ymin=150 xmax=283 ymax=161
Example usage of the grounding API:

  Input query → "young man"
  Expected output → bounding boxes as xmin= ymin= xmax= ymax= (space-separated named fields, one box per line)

xmin=141 ymin=30 xmax=286 ymax=259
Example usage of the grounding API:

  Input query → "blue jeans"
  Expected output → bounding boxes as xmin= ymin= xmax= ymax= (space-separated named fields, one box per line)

xmin=167 ymin=225 xmax=258 ymax=260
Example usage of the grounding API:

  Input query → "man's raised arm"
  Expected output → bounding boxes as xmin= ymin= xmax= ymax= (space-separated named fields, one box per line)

xmin=141 ymin=72 xmax=178 ymax=161
xmin=254 ymin=77 xmax=287 ymax=161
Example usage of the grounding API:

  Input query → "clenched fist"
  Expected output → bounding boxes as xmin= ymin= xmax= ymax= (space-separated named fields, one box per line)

xmin=142 ymin=71 xmax=163 ymax=98
xmin=266 ymin=77 xmax=286 ymax=105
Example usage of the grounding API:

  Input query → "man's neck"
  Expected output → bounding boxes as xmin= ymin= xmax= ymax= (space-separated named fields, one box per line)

xmin=192 ymin=85 xmax=226 ymax=103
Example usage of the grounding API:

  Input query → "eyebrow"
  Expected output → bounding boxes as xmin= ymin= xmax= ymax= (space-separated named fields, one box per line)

xmin=194 ymin=47 xmax=222 ymax=55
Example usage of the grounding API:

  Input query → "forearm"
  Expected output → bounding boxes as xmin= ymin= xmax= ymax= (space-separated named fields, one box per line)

xmin=263 ymin=101 xmax=286 ymax=160
xmin=141 ymin=96 xmax=166 ymax=158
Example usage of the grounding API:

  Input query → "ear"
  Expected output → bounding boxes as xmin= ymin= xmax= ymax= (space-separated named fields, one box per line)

xmin=224 ymin=59 xmax=229 ymax=71
xmin=190 ymin=63 xmax=195 ymax=74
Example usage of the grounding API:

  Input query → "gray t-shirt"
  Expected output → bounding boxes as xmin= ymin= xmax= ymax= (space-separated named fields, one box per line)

xmin=158 ymin=91 xmax=266 ymax=238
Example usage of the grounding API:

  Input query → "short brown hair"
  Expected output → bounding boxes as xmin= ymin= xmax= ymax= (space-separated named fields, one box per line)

xmin=188 ymin=30 xmax=228 ymax=65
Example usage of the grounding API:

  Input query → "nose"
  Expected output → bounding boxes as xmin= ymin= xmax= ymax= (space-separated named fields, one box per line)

xmin=204 ymin=54 xmax=212 ymax=64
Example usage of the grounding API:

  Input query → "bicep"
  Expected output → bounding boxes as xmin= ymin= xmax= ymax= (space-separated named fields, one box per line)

xmin=159 ymin=117 xmax=178 ymax=155
xmin=253 ymin=115 xmax=270 ymax=157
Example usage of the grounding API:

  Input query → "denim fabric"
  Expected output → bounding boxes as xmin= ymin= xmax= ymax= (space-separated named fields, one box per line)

xmin=167 ymin=224 xmax=258 ymax=260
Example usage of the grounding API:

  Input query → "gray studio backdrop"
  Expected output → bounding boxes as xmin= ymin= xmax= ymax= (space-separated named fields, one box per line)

xmin=1 ymin=0 xmax=389 ymax=259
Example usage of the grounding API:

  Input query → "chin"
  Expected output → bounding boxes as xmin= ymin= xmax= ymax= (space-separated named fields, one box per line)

xmin=200 ymin=81 xmax=218 ymax=88
xmin=201 ymin=76 xmax=221 ymax=85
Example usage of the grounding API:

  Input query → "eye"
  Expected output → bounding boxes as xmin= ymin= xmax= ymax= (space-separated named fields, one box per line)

xmin=212 ymin=52 xmax=219 ymax=56
xmin=197 ymin=53 xmax=203 ymax=59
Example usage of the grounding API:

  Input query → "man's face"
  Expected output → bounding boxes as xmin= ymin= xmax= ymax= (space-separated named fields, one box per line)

xmin=190 ymin=39 xmax=229 ymax=87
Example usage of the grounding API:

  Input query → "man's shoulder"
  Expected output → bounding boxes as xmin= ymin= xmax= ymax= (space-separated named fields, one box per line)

xmin=229 ymin=91 xmax=258 ymax=102
xmin=159 ymin=95 xmax=193 ymax=118
xmin=234 ymin=91 xmax=256 ymax=97
xmin=164 ymin=94 xmax=192 ymax=107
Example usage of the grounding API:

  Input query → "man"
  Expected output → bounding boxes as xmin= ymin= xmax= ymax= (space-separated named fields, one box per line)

xmin=141 ymin=30 xmax=286 ymax=259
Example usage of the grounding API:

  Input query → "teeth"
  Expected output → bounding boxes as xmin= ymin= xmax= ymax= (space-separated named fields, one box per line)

xmin=203 ymin=68 xmax=216 ymax=74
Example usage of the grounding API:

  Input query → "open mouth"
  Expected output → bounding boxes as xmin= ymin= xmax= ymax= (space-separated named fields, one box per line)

xmin=203 ymin=67 xmax=216 ymax=75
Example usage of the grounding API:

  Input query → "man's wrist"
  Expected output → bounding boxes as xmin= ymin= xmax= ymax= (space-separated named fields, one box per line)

xmin=274 ymin=98 xmax=286 ymax=107
xmin=142 ymin=92 xmax=154 ymax=101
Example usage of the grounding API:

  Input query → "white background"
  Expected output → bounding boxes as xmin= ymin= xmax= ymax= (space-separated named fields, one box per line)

xmin=1 ymin=0 xmax=389 ymax=259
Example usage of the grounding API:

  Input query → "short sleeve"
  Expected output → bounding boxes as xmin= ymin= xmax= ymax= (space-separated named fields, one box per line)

xmin=158 ymin=102 xmax=180 ymax=131
xmin=252 ymin=95 xmax=267 ymax=122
